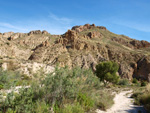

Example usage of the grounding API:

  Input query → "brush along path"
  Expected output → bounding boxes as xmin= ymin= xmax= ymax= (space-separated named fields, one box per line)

xmin=96 ymin=90 xmax=147 ymax=113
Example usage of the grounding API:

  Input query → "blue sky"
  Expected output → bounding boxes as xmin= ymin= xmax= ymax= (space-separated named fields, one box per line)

xmin=0 ymin=0 xmax=150 ymax=41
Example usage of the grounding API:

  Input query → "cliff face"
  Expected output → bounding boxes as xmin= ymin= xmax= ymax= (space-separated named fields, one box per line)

xmin=0 ymin=24 xmax=150 ymax=81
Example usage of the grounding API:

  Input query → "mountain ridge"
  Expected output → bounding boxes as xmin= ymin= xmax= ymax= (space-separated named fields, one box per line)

xmin=0 ymin=24 xmax=150 ymax=81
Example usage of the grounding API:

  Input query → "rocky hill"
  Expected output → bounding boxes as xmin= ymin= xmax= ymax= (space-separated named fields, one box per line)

xmin=0 ymin=24 xmax=150 ymax=81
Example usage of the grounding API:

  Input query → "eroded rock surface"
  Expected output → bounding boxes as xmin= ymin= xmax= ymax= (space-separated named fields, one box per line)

xmin=0 ymin=24 xmax=150 ymax=81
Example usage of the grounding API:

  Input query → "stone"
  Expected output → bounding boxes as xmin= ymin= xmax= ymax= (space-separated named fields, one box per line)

xmin=1 ymin=63 xmax=8 ymax=70
xmin=3 ymin=32 xmax=14 ymax=38
xmin=88 ymin=31 xmax=102 ymax=39
xmin=0 ymin=33 xmax=2 ymax=38
xmin=8 ymin=33 xmax=24 ymax=40
xmin=18 ymin=62 xmax=54 ymax=76
xmin=130 ymin=40 xmax=150 ymax=49
xmin=71 ymin=24 xmax=101 ymax=32
xmin=28 ymin=30 xmax=42 ymax=35
xmin=97 ymin=26 xmax=107 ymax=30
xmin=42 ymin=30 xmax=49 ymax=35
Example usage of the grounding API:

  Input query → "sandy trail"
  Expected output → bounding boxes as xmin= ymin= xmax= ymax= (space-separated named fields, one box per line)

xmin=96 ymin=90 xmax=147 ymax=113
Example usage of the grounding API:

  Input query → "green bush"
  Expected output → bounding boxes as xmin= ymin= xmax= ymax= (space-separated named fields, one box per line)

xmin=34 ymin=100 xmax=50 ymax=113
xmin=95 ymin=61 xmax=119 ymax=85
xmin=118 ymin=79 xmax=129 ymax=86
xmin=132 ymin=84 xmax=150 ymax=112
xmin=15 ymin=80 xmax=23 ymax=86
xmin=132 ymin=78 xmax=138 ymax=84
xmin=0 ymin=84 xmax=3 ymax=90
xmin=134 ymin=93 xmax=150 ymax=111
xmin=5 ymin=108 xmax=17 ymax=113
xmin=58 ymin=103 xmax=84 ymax=113
xmin=139 ymin=93 xmax=150 ymax=104
xmin=0 ymin=69 xmax=31 ymax=89
xmin=141 ymin=81 xmax=147 ymax=87
xmin=97 ymin=91 xmax=114 ymax=110
xmin=77 ymin=92 xmax=94 ymax=111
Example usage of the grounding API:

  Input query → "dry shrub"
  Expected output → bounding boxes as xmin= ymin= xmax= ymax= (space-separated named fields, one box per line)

xmin=146 ymin=83 xmax=150 ymax=92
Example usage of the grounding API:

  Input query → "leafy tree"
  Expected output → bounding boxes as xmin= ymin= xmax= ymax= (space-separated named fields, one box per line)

xmin=95 ymin=61 xmax=119 ymax=85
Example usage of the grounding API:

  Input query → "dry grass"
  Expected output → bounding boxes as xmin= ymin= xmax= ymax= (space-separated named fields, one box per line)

xmin=132 ymin=84 xmax=150 ymax=112
xmin=146 ymin=83 xmax=150 ymax=92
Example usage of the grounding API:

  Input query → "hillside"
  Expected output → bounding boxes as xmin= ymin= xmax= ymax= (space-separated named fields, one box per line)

xmin=0 ymin=24 xmax=150 ymax=81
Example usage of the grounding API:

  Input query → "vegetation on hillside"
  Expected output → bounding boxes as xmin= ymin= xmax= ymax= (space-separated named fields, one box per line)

xmin=0 ymin=69 xmax=31 ymax=90
xmin=0 ymin=66 xmax=115 ymax=113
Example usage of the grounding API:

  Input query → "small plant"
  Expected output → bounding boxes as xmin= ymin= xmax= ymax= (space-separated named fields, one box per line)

xmin=34 ymin=100 xmax=50 ymax=113
xmin=141 ymin=81 xmax=147 ymax=87
xmin=58 ymin=103 xmax=84 ymax=113
xmin=132 ymin=84 xmax=150 ymax=111
xmin=97 ymin=91 xmax=114 ymax=110
xmin=0 ymin=84 xmax=3 ymax=90
xmin=21 ymin=74 xmax=31 ymax=80
xmin=146 ymin=83 xmax=150 ymax=92
xmin=132 ymin=78 xmax=138 ymax=84
xmin=118 ymin=79 xmax=129 ymax=86
xmin=77 ymin=92 xmax=94 ymax=111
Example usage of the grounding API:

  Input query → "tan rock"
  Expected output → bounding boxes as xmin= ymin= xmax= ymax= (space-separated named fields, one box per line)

xmin=1 ymin=63 xmax=8 ymax=70
xmin=42 ymin=30 xmax=49 ymax=35
xmin=28 ymin=30 xmax=42 ymax=35
xmin=8 ymin=33 xmax=24 ymax=40
xmin=130 ymin=40 xmax=150 ymax=49
xmin=88 ymin=31 xmax=102 ymax=39
xmin=97 ymin=26 xmax=107 ymax=30
xmin=0 ymin=33 xmax=2 ymax=38
xmin=71 ymin=24 xmax=99 ymax=32
xmin=75 ymin=41 xmax=85 ymax=50
xmin=3 ymin=32 xmax=14 ymax=38
xmin=42 ymin=40 xmax=50 ymax=47
xmin=119 ymin=64 xmax=134 ymax=80
xmin=18 ymin=62 xmax=54 ymax=76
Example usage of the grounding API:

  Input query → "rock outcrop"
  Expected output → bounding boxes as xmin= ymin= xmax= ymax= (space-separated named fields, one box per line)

xmin=0 ymin=33 xmax=2 ymax=38
xmin=72 ymin=24 xmax=107 ymax=32
xmin=2 ymin=32 xmax=14 ymax=38
xmin=133 ymin=57 xmax=150 ymax=82
xmin=28 ymin=30 xmax=42 ymax=35
xmin=130 ymin=40 xmax=150 ymax=49
xmin=88 ymin=31 xmax=102 ymax=39
xmin=42 ymin=30 xmax=49 ymax=35
xmin=111 ymin=36 xmax=150 ymax=49
xmin=8 ymin=33 xmax=24 ymax=40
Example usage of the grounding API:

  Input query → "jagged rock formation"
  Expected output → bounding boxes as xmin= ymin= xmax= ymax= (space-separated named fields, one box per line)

xmin=0 ymin=25 xmax=150 ymax=81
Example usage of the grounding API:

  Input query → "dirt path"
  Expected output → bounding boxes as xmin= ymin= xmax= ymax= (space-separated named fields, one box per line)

xmin=96 ymin=90 xmax=147 ymax=113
